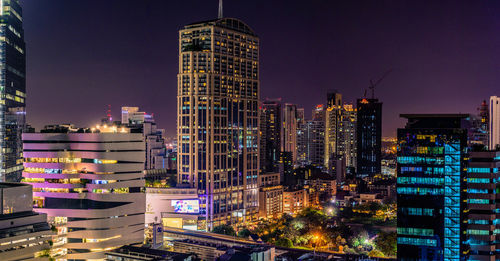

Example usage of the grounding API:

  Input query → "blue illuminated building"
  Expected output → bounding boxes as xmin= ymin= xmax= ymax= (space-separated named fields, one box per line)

xmin=397 ymin=114 xmax=469 ymax=261
xmin=466 ymin=150 xmax=500 ymax=260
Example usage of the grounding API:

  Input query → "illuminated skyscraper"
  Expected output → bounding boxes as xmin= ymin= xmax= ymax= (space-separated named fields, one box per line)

xmin=397 ymin=114 xmax=468 ymax=260
xmin=0 ymin=0 xmax=26 ymax=182
xmin=305 ymin=105 xmax=325 ymax=166
xmin=356 ymin=98 xmax=382 ymax=177
xmin=490 ymin=96 xmax=500 ymax=150
xmin=325 ymin=92 xmax=342 ymax=173
xmin=338 ymin=104 xmax=357 ymax=170
xmin=177 ymin=18 xmax=259 ymax=230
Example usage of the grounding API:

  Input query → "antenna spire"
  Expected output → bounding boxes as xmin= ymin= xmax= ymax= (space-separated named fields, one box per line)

xmin=218 ymin=0 xmax=223 ymax=19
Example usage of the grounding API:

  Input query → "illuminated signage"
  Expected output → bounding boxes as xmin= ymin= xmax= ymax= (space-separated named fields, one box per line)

xmin=171 ymin=199 xmax=199 ymax=214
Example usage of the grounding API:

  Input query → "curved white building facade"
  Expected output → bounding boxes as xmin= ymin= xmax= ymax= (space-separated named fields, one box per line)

xmin=22 ymin=130 xmax=145 ymax=260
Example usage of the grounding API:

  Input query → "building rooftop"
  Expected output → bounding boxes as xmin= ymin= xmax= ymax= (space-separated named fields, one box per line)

xmin=400 ymin=114 xmax=469 ymax=119
xmin=400 ymin=113 xmax=470 ymax=129
xmin=106 ymin=245 xmax=193 ymax=261
xmin=38 ymin=124 xmax=134 ymax=134
xmin=184 ymin=18 xmax=257 ymax=37
xmin=0 ymin=182 xmax=27 ymax=189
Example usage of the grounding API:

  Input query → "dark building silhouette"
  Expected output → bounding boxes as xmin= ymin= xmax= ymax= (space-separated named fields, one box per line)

xmin=356 ymin=98 xmax=382 ymax=177
xmin=260 ymin=99 xmax=282 ymax=173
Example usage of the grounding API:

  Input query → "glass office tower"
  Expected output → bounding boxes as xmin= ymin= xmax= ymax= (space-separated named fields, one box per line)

xmin=177 ymin=18 xmax=259 ymax=230
xmin=356 ymin=98 xmax=382 ymax=177
xmin=0 ymin=0 xmax=26 ymax=182
xmin=397 ymin=114 xmax=468 ymax=261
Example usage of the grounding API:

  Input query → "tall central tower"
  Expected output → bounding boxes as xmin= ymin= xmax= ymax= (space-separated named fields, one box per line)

xmin=177 ymin=18 xmax=260 ymax=230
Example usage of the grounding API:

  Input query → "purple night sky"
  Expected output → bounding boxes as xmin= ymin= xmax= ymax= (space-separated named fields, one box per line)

xmin=23 ymin=0 xmax=500 ymax=137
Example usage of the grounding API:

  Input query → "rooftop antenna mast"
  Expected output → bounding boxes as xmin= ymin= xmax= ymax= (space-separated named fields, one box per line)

xmin=218 ymin=0 xmax=223 ymax=19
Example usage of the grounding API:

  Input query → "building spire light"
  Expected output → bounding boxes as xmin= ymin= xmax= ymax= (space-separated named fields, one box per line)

xmin=218 ymin=0 xmax=223 ymax=19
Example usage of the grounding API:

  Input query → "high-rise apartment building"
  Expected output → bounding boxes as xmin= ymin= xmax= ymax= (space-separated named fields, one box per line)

xmin=490 ymin=96 xmax=500 ymax=150
xmin=466 ymin=150 xmax=500 ymax=260
xmin=177 ymin=18 xmax=259 ymax=230
xmin=282 ymin=103 xmax=298 ymax=164
xmin=0 ymin=183 xmax=53 ymax=260
xmin=304 ymin=105 xmax=326 ymax=166
xmin=338 ymin=104 xmax=357 ymax=170
xmin=260 ymin=99 xmax=281 ymax=173
xmin=22 ymin=125 xmax=145 ymax=259
xmin=0 ymin=0 xmax=26 ymax=182
xmin=357 ymin=98 xmax=382 ymax=177
xmin=397 ymin=114 xmax=468 ymax=260
xmin=325 ymin=92 xmax=342 ymax=172
xmin=120 ymin=106 xmax=167 ymax=173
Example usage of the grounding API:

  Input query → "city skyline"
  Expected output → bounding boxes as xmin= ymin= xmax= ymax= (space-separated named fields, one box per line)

xmin=22 ymin=0 xmax=500 ymax=137
xmin=1 ymin=1 xmax=499 ymax=260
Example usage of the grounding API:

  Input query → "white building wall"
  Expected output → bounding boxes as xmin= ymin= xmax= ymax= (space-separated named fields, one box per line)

xmin=22 ymin=132 xmax=145 ymax=260
xmin=490 ymin=96 xmax=500 ymax=150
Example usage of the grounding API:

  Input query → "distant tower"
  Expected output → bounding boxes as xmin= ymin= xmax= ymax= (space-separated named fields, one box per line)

xmin=490 ymin=96 xmax=500 ymax=150
xmin=101 ymin=104 xmax=113 ymax=124
xmin=325 ymin=91 xmax=342 ymax=172
xmin=218 ymin=0 xmax=223 ymax=18
xmin=107 ymin=104 xmax=112 ymax=122
xmin=282 ymin=103 xmax=298 ymax=164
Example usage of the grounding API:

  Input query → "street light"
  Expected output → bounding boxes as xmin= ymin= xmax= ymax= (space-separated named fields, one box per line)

xmin=313 ymin=234 xmax=321 ymax=257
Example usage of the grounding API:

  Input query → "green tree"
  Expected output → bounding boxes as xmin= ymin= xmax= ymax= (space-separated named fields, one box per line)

xmin=212 ymin=224 xmax=236 ymax=236
xmin=237 ymin=228 xmax=252 ymax=238
xmin=275 ymin=237 xmax=293 ymax=248
xmin=295 ymin=207 xmax=328 ymax=233
xmin=374 ymin=231 xmax=396 ymax=257
xmin=369 ymin=249 xmax=385 ymax=257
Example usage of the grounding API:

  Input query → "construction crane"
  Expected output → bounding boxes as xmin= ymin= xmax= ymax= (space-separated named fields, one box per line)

xmin=364 ymin=69 xmax=392 ymax=99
